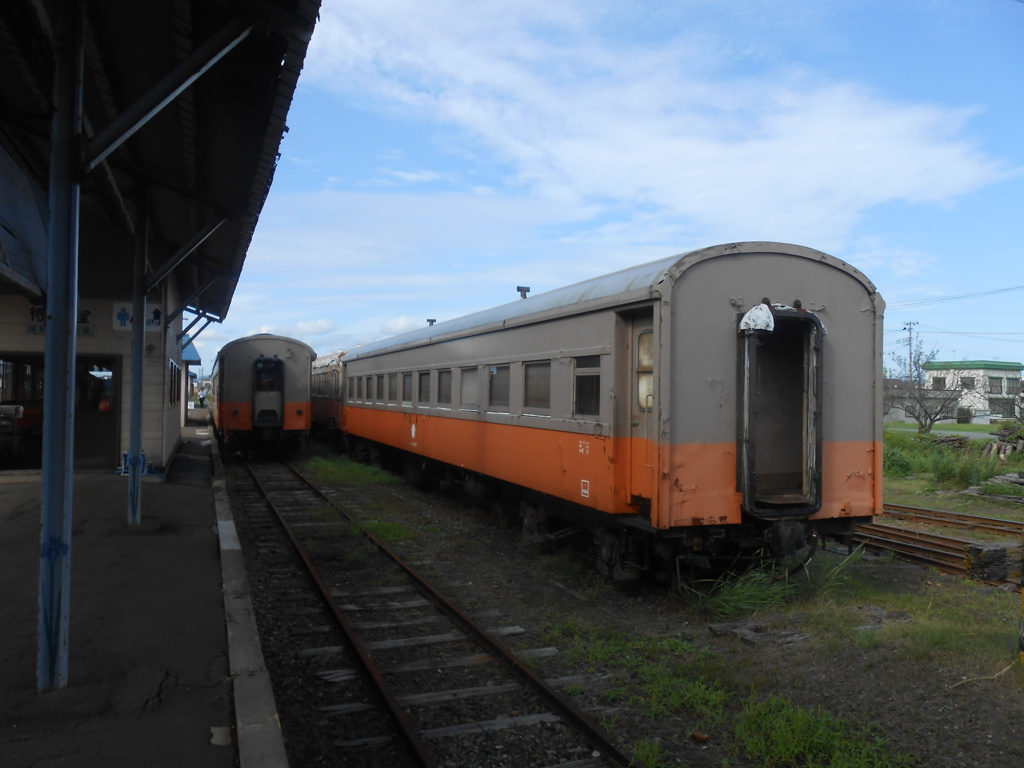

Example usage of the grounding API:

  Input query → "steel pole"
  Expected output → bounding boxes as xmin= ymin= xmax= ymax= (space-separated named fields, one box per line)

xmin=128 ymin=201 xmax=148 ymax=524
xmin=38 ymin=2 xmax=83 ymax=692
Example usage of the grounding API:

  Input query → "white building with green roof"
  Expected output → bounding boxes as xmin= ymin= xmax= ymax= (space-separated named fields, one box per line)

xmin=921 ymin=360 xmax=1023 ymax=422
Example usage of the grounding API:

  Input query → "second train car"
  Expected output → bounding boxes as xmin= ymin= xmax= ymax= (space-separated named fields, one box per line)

xmin=314 ymin=242 xmax=884 ymax=578
xmin=211 ymin=333 xmax=316 ymax=454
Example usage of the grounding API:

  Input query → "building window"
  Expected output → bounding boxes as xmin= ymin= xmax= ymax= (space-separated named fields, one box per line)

xmin=438 ymin=369 xmax=453 ymax=404
xmin=460 ymin=367 xmax=479 ymax=408
xmin=992 ymin=398 xmax=1016 ymax=418
xmin=962 ymin=377 xmax=975 ymax=391
xmin=1008 ymin=378 xmax=1020 ymax=396
xmin=574 ymin=356 xmax=601 ymax=417
xmin=524 ymin=362 xmax=551 ymax=410
xmin=418 ymin=371 xmax=431 ymax=405
xmin=931 ymin=377 xmax=945 ymax=391
xmin=168 ymin=360 xmax=181 ymax=405
xmin=989 ymin=377 xmax=1003 ymax=395
xmin=488 ymin=365 xmax=510 ymax=410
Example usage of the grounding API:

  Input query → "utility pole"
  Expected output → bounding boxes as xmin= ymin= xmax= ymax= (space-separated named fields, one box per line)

xmin=903 ymin=321 xmax=918 ymax=382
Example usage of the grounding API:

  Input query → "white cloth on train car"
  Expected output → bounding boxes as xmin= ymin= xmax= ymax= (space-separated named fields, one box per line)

xmin=739 ymin=303 xmax=774 ymax=332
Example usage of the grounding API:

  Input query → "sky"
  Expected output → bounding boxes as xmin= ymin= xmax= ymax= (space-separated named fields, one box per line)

xmin=191 ymin=0 xmax=1024 ymax=372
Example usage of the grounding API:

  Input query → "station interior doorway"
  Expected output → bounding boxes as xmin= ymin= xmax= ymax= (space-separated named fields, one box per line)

xmin=0 ymin=354 xmax=120 ymax=470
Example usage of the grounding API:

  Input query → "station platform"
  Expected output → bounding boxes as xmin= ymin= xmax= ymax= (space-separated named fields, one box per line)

xmin=0 ymin=412 xmax=286 ymax=768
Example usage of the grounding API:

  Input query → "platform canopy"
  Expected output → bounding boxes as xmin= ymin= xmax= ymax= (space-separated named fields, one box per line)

xmin=0 ymin=0 xmax=321 ymax=322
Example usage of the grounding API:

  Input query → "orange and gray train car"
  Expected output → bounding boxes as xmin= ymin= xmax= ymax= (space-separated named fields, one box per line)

xmin=210 ymin=334 xmax=316 ymax=453
xmin=319 ymin=242 xmax=884 ymax=577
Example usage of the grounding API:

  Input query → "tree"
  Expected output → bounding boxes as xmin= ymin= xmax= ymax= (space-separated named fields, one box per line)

xmin=885 ymin=343 xmax=965 ymax=433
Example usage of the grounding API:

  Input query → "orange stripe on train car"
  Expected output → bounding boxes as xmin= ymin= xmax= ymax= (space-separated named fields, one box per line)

xmin=218 ymin=401 xmax=311 ymax=432
xmin=661 ymin=440 xmax=881 ymax=529
xmin=347 ymin=406 xmax=880 ymax=531
xmin=218 ymin=401 xmax=252 ymax=432
xmin=344 ymin=407 xmax=630 ymax=513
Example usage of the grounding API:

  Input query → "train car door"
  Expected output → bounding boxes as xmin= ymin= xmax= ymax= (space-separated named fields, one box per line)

xmin=252 ymin=356 xmax=284 ymax=428
xmin=737 ymin=309 xmax=823 ymax=517
xmin=628 ymin=316 xmax=656 ymax=507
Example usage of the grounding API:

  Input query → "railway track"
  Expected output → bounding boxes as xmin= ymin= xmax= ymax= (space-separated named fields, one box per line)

xmin=881 ymin=503 xmax=1024 ymax=537
xmin=853 ymin=504 xmax=1023 ymax=585
xmin=232 ymin=459 xmax=639 ymax=768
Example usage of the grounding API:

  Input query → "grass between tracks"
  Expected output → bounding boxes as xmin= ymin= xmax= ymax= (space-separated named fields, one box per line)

xmin=539 ymin=550 xmax=1022 ymax=768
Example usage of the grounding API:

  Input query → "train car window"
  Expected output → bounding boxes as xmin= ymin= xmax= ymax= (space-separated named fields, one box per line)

xmin=488 ymin=365 xmax=510 ymax=410
xmin=402 ymin=372 xmax=413 ymax=404
xmin=388 ymin=373 xmax=398 ymax=403
xmin=636 ymin=331 xmax=654 ymax=411
xmin=438 ymin=369 xmax=453 ymax=404
xmin=356 ymin=376 xmax=364 ymax=400
xmin=460 ymin=367 xmax=479 ymax=408
xmin=418 ymin=371 xmax=431 ymax=405
xmin=524 ymin=362 xmax=551 ymax=410
xmin=573 ymin=356 xmax=601 ymax=418
xmin=376 ymin=374 xmax=385 ymax=402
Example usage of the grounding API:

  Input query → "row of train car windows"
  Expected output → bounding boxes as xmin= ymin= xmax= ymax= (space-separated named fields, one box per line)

xmin=347 ymin=356 xmax=603 ymax=419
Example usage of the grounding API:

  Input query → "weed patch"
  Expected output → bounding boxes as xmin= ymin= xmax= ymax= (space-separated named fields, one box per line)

xmin=302 ymin=455 xmax=402 ymax=486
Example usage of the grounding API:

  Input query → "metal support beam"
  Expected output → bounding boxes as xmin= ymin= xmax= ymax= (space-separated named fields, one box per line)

xmin=83 ymin=18 xmax=255 ymax=172
xmin=168 ymin=275 xmax=218 ymax=324
xmin=186 ymin=317 xmax=216 ymax=343
xmin=38 ymin=3 xmax=83 ymax=693
xmin=127 ymin=201 xmax=149 ymax=525
xmin=177 ymin=312 xmax=205 ymax=343
xmin=146 ymin=218 xmax=226 ymax=293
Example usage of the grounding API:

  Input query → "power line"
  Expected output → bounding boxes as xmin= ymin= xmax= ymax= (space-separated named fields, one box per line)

xmin=889 ymin=283 xmax=1024 ymax=309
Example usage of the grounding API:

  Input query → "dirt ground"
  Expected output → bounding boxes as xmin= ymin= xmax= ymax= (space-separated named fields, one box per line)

xmin=290 ymin=473 xmax=1024 ymax=768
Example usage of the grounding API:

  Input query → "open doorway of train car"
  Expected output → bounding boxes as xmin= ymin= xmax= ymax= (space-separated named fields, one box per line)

xmin=620 ymin=310 xmax=656 ymax=510
xmin=737 ymin=309 xmax=824 ymax=517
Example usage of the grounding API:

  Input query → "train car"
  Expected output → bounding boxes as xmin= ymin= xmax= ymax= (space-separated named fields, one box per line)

xmin=312 ymin=350 xmax=346 ymax=432
xmin=210 ymin=334 xmax=316 ymax=453
xmin=330 ymin=242 xmax=884 ymax=578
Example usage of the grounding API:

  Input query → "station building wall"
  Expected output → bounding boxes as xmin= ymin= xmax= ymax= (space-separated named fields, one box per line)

xmin=0 ymin=285 xmax=185 ymax=472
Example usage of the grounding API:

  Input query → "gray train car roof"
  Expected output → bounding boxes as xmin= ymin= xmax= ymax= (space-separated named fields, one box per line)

xmin=346 ymin=242 xmax=879 ymax=361
xmin=216 ymin=333 xmax=317 ymax=362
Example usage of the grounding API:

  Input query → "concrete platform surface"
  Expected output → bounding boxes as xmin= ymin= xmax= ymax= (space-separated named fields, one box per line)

xmin=0 ymin=415 xmax=282 ymax=767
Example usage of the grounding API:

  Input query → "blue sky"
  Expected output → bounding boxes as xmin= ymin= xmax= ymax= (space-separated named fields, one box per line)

xmin=192 ymin=0 xmax=1024 ymax=370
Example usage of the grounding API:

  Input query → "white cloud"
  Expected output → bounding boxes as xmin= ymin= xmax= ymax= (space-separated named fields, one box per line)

xmin=304 ymin=1 xmax=1008 ymax=251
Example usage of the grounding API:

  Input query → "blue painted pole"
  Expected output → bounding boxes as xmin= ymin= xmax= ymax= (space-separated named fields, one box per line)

xmin=38 ymin=3 xmax=83 ymax=692
xmin=128 ymin=203 xmax=147 ymax=524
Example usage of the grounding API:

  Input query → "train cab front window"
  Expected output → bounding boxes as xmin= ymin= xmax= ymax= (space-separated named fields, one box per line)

xmin=636 ymin=331 xmax=654 ymax=411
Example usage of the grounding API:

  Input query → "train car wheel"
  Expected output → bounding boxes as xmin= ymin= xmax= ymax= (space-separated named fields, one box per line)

xmin=764 ymin=523 xmax=819 ymax=575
